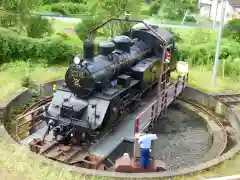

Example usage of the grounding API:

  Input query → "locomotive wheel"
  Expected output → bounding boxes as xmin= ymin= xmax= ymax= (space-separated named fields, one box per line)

xmin=98 ymin=98 xmax=121 ymax=132
xmin=109 ymin=98 xmax=121 ymax=124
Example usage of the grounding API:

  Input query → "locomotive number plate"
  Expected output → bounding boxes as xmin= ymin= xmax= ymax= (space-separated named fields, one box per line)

xmin=71 ymin=70 xmax=84 ymax=77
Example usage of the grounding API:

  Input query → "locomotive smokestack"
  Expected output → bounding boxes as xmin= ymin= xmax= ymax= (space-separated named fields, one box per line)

xmin=83 ymin=41 xmax=94 ymax=60
xmin=99 ymin=41 xmax=115 ymax=56
xmin=113 ymin=36 xmax=131 ymax=53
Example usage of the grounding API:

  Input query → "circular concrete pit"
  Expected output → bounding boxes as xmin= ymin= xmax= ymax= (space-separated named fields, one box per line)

xmin=106 ymin=102 xmax=211 ymax=169
xmin=1 ymin=84 xmax=240 ymax=179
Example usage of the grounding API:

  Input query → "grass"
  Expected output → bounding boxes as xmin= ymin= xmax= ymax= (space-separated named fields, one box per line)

xmin=51 ymin=19 xmax=83 ymax=45
xmin=0 ymin=139 xmax=90 ymax=180
xmin=172 ymin=66 xmax=240 ymax=93
xmin=1 ymin=62 xmax=240 ymax=179
xmin=0 ymin=61 xmax=67 ymax=102
xmin=51 ymin=19 xmax=79 ymax=35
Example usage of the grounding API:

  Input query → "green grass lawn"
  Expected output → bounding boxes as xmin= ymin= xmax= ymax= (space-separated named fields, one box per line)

xmin=0 ymin=61 xmax=67 ymax=103
xmin=51 ymin=19 xmax=79 ymax=35
xmin=172 ymin=66 xmax=240 ymax=93
xmin=51 ymin=19 xmax=83 ymax=46
xmin=1 ymin=62 xmax=240 ymax=179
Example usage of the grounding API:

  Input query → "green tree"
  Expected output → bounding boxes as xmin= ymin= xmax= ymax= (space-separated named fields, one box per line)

xmin=0 ymin=0 xmax=43 ymax=30
xmin=75 ymin=0 xmax=144 ymax=41
xmin=223 ymin=19 xmax=240 ymax=43
xmin=1 ymin=0 xmax=42 ymax=12
xmin=90 ymin=0 xmax=143 ymax=37
xmin=149 ymin=0 xmax=198 ymax=20
xmin=149 ymin=2 xmax=161 ymax=15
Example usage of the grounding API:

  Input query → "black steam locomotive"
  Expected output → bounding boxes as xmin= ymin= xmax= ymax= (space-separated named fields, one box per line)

xmin=41 ymin=18 xmax=177 ymax=144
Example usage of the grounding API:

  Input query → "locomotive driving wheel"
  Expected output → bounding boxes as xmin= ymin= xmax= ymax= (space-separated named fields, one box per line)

xmin=110 ymin=98 xmax=121 ymax=122
xmin=101 ymin=98 xmax=121 ymax=132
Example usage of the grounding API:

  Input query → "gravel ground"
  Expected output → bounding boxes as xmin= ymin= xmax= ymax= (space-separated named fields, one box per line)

xmin=106 ymin=104 xmax=212 ymax=170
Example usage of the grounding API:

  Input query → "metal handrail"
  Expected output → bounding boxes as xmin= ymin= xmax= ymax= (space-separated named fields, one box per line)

xmin=15 ymin=97 xmax=52 ymax=141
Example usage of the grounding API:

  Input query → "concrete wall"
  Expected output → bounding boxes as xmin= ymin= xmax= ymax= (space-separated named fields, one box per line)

xmin=180 ymin=86 xmax=240 ymax=138
xmin=0 ymin=89 xmax=32 ymax=125
xmin=0 ymin=80 xmax=64 ymax=136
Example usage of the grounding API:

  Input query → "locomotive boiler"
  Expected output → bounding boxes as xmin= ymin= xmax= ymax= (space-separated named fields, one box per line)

xmin=41 ymin=18 xmax=177 ymax=144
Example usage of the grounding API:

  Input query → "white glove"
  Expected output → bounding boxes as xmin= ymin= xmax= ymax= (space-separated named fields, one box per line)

xmin=149 ymin=149 xmax=151 ymax=152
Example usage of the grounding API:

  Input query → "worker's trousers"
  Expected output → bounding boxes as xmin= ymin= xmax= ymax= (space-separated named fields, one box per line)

xmin=140 ymin=148 xmax=150 ymax=169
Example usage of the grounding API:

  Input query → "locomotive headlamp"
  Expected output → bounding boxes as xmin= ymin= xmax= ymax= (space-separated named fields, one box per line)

xmin=73 ymin=56 xmax=80 ymax=64
xmin=176 ymin=61 xmax=189 ymax=76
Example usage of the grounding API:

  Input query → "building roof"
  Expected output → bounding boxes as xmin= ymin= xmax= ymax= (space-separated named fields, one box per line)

xmin=228 ymin=0 xmax=240 ymax=7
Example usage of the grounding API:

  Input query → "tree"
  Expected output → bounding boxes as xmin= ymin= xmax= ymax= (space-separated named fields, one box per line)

xmin=149 ymin=0 xmax=198 ymax=20
xmin=0 ymin=0 xmax=43 ymax=30
xmin=223 ymin=19 xmax=240 ymax=43
xmin=149 ymin=2 xmax=161 ymax=15
xmin=1 ymin=0 xmax=42 ymax=12
xmin=75 ymin=0 xmax=144 ymax=41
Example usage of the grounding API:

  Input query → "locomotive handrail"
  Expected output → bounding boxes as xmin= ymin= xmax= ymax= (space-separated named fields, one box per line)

xmin=134 ymin=72 xmax=188 ymax=134
xmin=15 ymin=97 xmax=52 ymax=141
xmin=134 ymin=100 xmax=157 ymax=134
xmin=87 ymin=17 xmax=168 ymax=46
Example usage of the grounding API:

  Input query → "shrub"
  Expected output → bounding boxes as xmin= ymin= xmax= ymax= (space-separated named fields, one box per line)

xmin=43 ymin=0 xmax=60 ymax=4
xmin=172 ymin=28 xmax=240 ymax=78
xmin=0 ymin=13 xmax=18 ymax=28
xmin=223 ymin=19 xmax=240 ymax=43
xmin=50 ymin=3 xmax=88 ymax=15
xmin=0 ymin=27 xmax=81 ymax=64
xmin=43 ymin=0 xmax=85 ymax=4
xmin=21 ymin=76 xmax=34 ymax=88
xmin=75 ymin=19 xmax=97 ymax=41
xmin=165 ymin=28 xmax=183 ymax=43
xmin=148 ymin=2 xmax=160 ymax=15
xmin=56 ymin=32 xmax=70 ymax=40
xmin=26 ymin=16 xmax=53 ymax=38
xmin=185 ymin=16 xmax=196 ymax=22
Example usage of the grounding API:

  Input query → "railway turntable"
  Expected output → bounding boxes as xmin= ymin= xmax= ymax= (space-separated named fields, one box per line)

xmin=15 ymin=17 xmax=190 ymax=173
xmin=18 ymin=64 xmax=188 ymax=172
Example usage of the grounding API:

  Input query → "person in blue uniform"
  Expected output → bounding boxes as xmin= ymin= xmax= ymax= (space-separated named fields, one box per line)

xmin=136 ymin=133 xmax=158 ymax=169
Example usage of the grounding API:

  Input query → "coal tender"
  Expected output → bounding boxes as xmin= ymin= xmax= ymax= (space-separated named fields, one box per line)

xmin=41 ymin=19 xmax=176 ymax=144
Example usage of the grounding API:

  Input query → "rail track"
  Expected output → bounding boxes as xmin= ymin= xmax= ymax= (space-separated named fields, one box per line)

xmin=14 ymin=94 xmax=236 ymax=171
xmin=215 ymin=94 xmax=240 ymax=107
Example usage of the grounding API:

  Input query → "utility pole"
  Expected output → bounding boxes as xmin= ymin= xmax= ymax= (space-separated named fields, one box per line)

xmin=181 ymin=10 xmax=188 ymax=25
xmin=213 ymin=0 xmax=219 ymax=28
xmin=212 ymin=0 xmax=226 ymax=87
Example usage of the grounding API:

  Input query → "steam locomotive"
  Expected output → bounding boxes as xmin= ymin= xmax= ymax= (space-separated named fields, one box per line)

xmin=41 ymin=18 xmax=178 ymax=144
